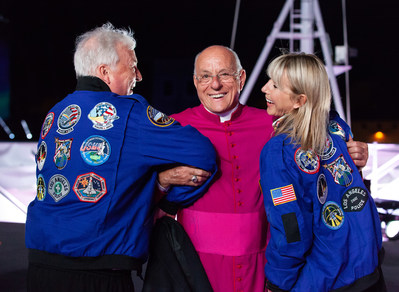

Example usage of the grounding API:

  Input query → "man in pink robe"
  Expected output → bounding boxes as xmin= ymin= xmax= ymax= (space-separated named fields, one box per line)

xmin=157 ymin=45 xmax=369 ymax=292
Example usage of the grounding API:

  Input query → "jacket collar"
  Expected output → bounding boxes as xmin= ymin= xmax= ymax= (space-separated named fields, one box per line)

xmin=76 ymin=76 xmax=111 ymax=92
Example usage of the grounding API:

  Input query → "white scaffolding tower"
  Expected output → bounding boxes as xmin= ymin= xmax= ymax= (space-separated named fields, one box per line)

xmin=239 ymin=0 xmax=350 ymax=122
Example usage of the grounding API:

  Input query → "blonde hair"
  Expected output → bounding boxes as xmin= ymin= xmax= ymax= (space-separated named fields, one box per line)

xmin=267 ymin=53 xmax=331 ymax=154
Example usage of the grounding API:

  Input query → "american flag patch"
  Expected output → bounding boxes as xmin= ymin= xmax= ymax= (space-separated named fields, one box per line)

xmin=270 ymin=184 xmax=296 ymax=206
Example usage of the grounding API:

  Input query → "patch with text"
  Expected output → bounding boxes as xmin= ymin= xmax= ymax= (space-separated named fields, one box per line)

xmin=57 ymin=104 xmax=81 ymax=134
xmin=73 ymin=172 xmax=107 ymax=203
xmin=322 ymin=201 xmax=344 ymax=230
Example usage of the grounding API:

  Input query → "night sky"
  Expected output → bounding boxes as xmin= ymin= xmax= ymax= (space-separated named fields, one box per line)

xmin=0 ymin=0 xmax=397 ymax=141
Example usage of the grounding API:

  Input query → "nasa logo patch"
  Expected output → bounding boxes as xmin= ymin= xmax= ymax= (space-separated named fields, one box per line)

xmin=41 ymin=112 xmax=54 ymax=139
xmin=295 ymin=148 xmax=320 ymax=174
xmin=147 ymin=106 xmax=175 ymax=127
xmin=342 ymin=187 xmax=369 ymax=212
xmin=88 ymin=102 xmax=119 ymax=130
xmin=73 ymin=172 xmax=107 ymax=203
xmin=57 ymin=104 xmax=81 ymax=134
xmin=36 ymin=174 xmax=46 ymax=201
xmin=317 ymin=174 xmax=328 ymax=204
xmin=322 ymin=201 xmax=344 ymax=230
xmin=80 ymin=136 xmax=111 ymax=166
xmin=36 ymin=141 xmax=47 ymax=171
xmin=323 ymin=155 xmax=353 ymax=187
xmin=48 ymin=174 xmax=70 ymax=202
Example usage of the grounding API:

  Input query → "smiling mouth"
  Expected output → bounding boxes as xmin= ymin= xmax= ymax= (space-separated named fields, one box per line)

xmin=266 ymin=98 xmax=273 ymax=103
xmin=209 ymin=93 xmax=225 ymax=99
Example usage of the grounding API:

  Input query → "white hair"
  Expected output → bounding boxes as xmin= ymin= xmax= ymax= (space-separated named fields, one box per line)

xmin=73 ymin=22 xmax=136 ymax=77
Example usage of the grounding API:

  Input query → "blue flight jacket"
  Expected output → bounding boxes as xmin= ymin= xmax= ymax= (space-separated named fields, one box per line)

xmin=26 ymin=88 xmax=217 ymax=270
xmin=260 ymin=114 xmax=382 ymax=291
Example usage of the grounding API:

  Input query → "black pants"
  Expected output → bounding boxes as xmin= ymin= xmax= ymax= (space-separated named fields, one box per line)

xmin=27 ymin=263 xmax=135 ymax=292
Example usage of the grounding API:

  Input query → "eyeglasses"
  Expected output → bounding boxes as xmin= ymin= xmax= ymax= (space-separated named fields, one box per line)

xmin=195 ymin=71 xmax=240 ymax=85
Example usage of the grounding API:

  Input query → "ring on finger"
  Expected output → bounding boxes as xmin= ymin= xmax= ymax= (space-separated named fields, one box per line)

xmin=191 ymin=175 xmax=198 ymax=183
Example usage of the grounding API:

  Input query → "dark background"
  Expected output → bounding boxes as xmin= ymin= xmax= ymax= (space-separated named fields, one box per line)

xmin=0 ymin=0 xmax=397 ymax=141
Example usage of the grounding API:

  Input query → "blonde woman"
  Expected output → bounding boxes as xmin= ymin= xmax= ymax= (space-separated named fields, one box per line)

xmin=259 ymin=53 xmax=385 ymax=292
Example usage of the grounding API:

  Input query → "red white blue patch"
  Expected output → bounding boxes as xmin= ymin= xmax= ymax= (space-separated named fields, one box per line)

xmin=36 ymin=174 xmax=46 ymax=201
xmin=80 ymin=136 xmax=111 ymax=166
xmin=73 ymin=172 xmax=107 ymax=203
xmin=270 ymin=184 xmax=297 ymax=206
xmin=57 ymin=105 xmax=81 ymax=134
xmin=323 ymin=155 xmax=353 ymax=187
xmin=41 ymin=112 xmax=54 ymax=139
xmin=317 ymin=173 xmax=328 ymax=204
xmin=321 ymin=135 xmax=336 ymax=161
xmin=54 ymin=138 xmax=73 ymax=170
xmin=146 ymin=106 xmax=175 ymax=127
xmin=48 ymin=174 xmax=70 ymax=202
xmin=36 ymin=141 xmax=47 ymax=171
xmin=88 ymin=102 xmax=119 ymax=130
xmin=295 ymin=148 xmax=320 ymax=174
xmin=322 ymin=201 xmax=344 ymax=230
xmin=328 ymin=121 xmax=346 ymax=141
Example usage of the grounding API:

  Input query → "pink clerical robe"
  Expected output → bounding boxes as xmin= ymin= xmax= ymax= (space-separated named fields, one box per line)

xmin=173 ymin=104 xmax=274 ymax=292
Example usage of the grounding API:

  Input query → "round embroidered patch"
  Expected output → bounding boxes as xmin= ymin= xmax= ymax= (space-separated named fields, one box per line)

xmin=295 ymin=148 xmax=320 ymax=174
xmin=48 ymin=174 xmax=70 ymax=202
xmin=36 ymin=141 xmax=47 ymax=171
xmin=317 ymin=174 xmax=328 ymax=204
xmin=73 ymin=172 xmax=107 ymax=203
xmin=41 ymin=112 xmax=54 ymax=139
xmin=80 ymin=136 xmax=111 ymax=166
xmin=322 ymin=201 xmax=344 ymax=230
xmin=342 ymin=187 xmax=369 ymax=212
xmin=36 ymin=174 xmax=46 ymax=201
xmin=329 ymin=121 xmax=346 ymax=141
xmin=146 ymin=106 xmax=175 ymax=127
xmin=88 ymin=102 xmax=119 ymax=130
xmin=321 ymin=135 xmax=336 ymax=161
xmin=57 ymin=104 xmax=81 ymax=134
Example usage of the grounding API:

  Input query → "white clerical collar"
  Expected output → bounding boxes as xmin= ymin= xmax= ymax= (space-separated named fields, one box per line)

xmin=204 ymin=103 xmax=240 ymax=122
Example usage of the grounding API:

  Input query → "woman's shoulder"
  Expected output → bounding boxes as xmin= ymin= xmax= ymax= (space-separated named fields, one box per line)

xmin=263 ymin=133 xmax=298 ymax=155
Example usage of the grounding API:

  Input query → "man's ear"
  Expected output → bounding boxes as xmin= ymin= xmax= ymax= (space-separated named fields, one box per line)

xmin=96 ymin=64 xmax=111 ymax=84
xmin=193 ymin=74 xmax=199 ymax=90
xmin=239 ymin=70 xmax=246 ymax=91
xmin=293 ymin=94 xmax=307 ymax=109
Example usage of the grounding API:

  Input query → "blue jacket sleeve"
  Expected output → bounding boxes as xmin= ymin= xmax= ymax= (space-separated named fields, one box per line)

xmin=132 ymin=95 xmax=217 ymax=207
xmin=329 ymin=110 xmax=353 ymax=141
xmin=260 ymin=135 xmax=314 ymax=291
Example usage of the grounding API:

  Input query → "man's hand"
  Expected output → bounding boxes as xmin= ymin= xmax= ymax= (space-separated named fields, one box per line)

xmin=157 ymin=166 xmax=212 ymax=189
xmin=347 ymin=137 xmax=369 ymax=169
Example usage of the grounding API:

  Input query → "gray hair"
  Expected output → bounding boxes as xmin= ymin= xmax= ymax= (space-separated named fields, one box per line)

xmin=74 ymin=22 xmax=136 ymax=77
xmin=193 ymin=45 xmax=243 ymax=75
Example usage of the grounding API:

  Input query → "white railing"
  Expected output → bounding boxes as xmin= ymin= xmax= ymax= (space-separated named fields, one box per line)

xmin=363 ymin=143 xmax=399 ymax=217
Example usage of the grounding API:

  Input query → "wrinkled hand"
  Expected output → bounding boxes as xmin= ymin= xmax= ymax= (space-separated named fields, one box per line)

xmin=157 ymin=166 xmax=212 ymax=189
xmin=347 ymin=137 xmax=369 ymax=169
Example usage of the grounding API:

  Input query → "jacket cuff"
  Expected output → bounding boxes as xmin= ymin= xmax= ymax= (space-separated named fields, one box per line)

xmin=266 ymin=280 xmax=289 ymax=292
xmin=158 ymin=197 xmax=180 ymax=215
